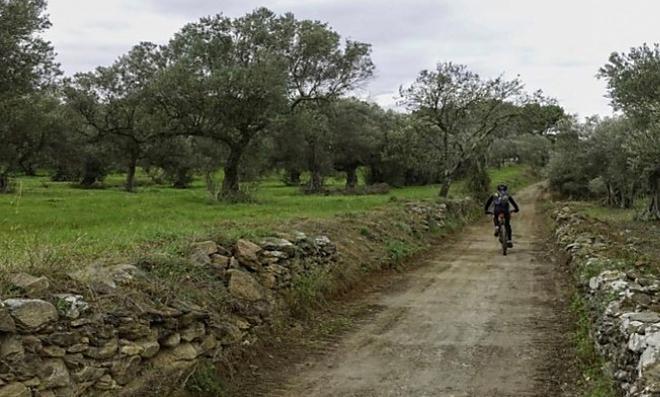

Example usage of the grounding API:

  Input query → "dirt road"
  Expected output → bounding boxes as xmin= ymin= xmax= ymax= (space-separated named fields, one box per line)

xmin=264 ymin=185 xmax=571 ymax=397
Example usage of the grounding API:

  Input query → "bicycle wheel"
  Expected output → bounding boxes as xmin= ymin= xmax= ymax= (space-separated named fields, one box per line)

xmin=499 ymin=225 xmax=507 ymax=255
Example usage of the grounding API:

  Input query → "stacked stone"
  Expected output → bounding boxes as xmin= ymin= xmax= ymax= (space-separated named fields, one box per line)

xmin=404 ymin=201 xmax=451 ymax=234
xmin=554 ymin=206 xmax=660 ymax=397
xmin=0 ymin=269 xmax=227 ymax=397
xmin=190 ymin=232 xmax=337 ymax=299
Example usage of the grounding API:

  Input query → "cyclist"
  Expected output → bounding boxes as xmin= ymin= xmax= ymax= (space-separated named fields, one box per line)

xmin=484 ymin=184 xmax=520 ymax=247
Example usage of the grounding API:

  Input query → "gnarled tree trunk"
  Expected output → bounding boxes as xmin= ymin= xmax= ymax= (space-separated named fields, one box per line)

xmin=308 ymin=169 xmax=323 ymax=193
xmin=346 ymin=166 xmax=358 ymax=190
xmin=125 ymin=156 xmax=138 ymax=192
xmin=0 ymin=173 xmax=10 ymax=193
xmin=644 ymin=166 xmax=660 ymax=221
xmin=222 ymin=148 xmax=243 ymax=198
xmin=284 ymin=168 xmax=301 ymax=186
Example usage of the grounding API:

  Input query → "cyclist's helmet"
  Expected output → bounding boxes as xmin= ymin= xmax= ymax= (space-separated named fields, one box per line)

xmin=496 ymin=184 xmax=508 ymax=192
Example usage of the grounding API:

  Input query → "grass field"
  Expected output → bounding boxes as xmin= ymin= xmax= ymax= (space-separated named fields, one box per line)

xmin=0 ymin=165 xmax=534 ymax=271
xmin=567 ymin=198 xmax=660 ymax=275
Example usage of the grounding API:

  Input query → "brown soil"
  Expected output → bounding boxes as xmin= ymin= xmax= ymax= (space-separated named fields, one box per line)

xmin=222 ymin=185 xmax=578 ymax=397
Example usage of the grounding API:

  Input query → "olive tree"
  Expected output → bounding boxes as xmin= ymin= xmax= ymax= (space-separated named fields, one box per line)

xmin=154 ymin=9 xmax=289 ymax=200
xmin=326 ymin=99 xmax=382 ymax=189
xmin=366 ymin=113 xmax=443 ymax=187
xmin=0 ymin=0 xmax=59 ymax=191
xmin=399 ymin=62 xmax=528 ymax=197
xmin=64 ymin=42 xmax=163 ymax=192
xmin=285 ymin=17 xmax=375 ymax=192
xmin=599 ymin=43 xmax=660 ymax=220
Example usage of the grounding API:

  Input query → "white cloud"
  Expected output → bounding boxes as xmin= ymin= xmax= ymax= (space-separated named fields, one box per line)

xmin=44 ymin=0 xmax=660 ymax=117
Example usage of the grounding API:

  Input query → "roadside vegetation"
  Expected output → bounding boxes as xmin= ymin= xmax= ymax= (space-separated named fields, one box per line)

xmin=0 ymin=165 xmax=531 ymax=273
xmin=542 ymin=43 xmax=660 ymax=397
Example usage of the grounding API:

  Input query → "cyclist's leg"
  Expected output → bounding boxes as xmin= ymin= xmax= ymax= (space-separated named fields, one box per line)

xmin=492 ymin=211 xmax=500 ymax=236
xmin=504 ymin=212 xmax=512 ymax=241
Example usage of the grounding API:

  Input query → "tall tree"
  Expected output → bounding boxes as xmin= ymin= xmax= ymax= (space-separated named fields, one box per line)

xmin=327 ymin=99 xmax=381 ymax=189
xmin=399 ymin=62 xmax=528 ymax=197
xmin=64 ymin=42 xmax=163 ymax=192
xmin=599 ymin=44 xmax=660 ymax=220
xmin=285 ymin=17 xmax=374 ymax=192
xmin=155 ymin=9 xmax=289 ymax=199
xmin=0 ymin=0 xmax=59 ymax=191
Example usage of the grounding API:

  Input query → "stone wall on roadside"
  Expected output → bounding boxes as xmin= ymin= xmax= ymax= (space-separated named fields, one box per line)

xmin=554 ymin=206 xmax=660 ymax=397
xmin=0 ymin=199 xmax=472 ymax=397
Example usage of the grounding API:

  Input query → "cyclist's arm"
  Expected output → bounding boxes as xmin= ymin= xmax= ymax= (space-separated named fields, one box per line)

xmin=510 ymin=197 xmax=520 ymax=212
xmin=484 ymin=196 xmax=493 ymax=213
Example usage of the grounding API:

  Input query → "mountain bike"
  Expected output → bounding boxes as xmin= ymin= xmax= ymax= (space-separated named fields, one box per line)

xmin=496 ymin=212 xmax=508 ymax=256
xmin=487 ymin=211 xmax=511 ymax=256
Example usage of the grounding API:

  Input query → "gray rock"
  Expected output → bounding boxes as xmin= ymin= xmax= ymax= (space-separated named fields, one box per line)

xmin=94 ymin=374 xmax=118 ymax=391
xmin=39 ymin=359 xmax=70 ymax=389
xmin=0 ymin=383 xmax=30 ymax=397
xmin=161 ymin=333 xmax=181 ymax=348
xmin=63 ymin=354 xmax=85 ymax=368
xmin=234 ymin=239 xmax=262 ymax=270
xmin=165 ymin=343 xmax=199 ymax=361
xmin=624 ymin=312 xmax=660 ymax=324
xmin=259 ymin=265 xmax=289 ymax=289
xmin=0 ymin=336 xmax=24 ymax=362
xmin=21 ymin=336 xmax=42 ymax=353
xmin=292 ymin=231 xmax=308 ymax=243
xmin=85 ymin=339 xmax=118 ymax=360
xmin=48 ymin=331 xmax=80 ymax=348
xmin=111 ymin=355 xmax=141 ymax=385
xmin=52 ymin=294 xmax=88 ymax=320
xmin=72 ymin=366 xmax=106 ymax=383
xmin=189 ymin=250 xmax=212 ymax=266
xmin=260 ymin=238 xmax=296 ymax=255
xmin=0 ymin=305 xmax=16 ymax=333
xmin=199 ymin=335 xmax=218 ymax=353
xmin=3 ymin=299 xmax=58 ymax=330
xmin=68 ymin=263 xmax=141 ymax=294
xmin=190 ymin=241 xmax=218 ymax=256
xmin=136 ymin=340 xmax=160 ymax=359
xmin=119 ymin=342 xmax=144 ymax=356
xmin=42 ymin=345 xmax=66 ymax=358
xmin=217 ymin=323 xmax=244 ymax=346
xmin=210 ymin=254 xmax=230 ymax=267
xmin=111 ymin=264 xmax=141 ymax=284
xmin=314 ymin=235 xmax=332 ymax=247
xmin=180 ymin=323 xmax=205 ymax=342
xmin=22 ymin=378 xmax=39 ymax=388
xmin=227 ymin=270 xmax=264 ymax=302
xmin=261 ymin=250 xmax=288 ymax=260
xmin=66 ymin=343 xmax=88 ymax=354
xmin=8 ymin=273 xmax=50 ymax=295
xmin=314 ymin=236 xmax=336 ymax=254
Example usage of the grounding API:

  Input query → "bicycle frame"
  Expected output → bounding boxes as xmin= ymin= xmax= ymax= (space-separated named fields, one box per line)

xmin=497 ymin=213 xmax=508 ymax=256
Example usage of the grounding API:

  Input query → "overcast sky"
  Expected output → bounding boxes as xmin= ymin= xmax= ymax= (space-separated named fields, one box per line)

xmin=44 ymin=0 xmax=660 ymax=117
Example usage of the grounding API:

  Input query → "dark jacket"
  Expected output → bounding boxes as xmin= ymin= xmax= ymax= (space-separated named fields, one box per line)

xmin=484 ymin=192 xmax=520 ymax=213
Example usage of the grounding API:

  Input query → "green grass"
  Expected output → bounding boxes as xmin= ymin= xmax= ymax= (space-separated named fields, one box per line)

xmin=570 ymin=294 xmax=616 ymax=397
xmin=577 ymin=200 xmax=645 ymax=223
xmin=0 ymin=165 xmax=532 ymax=272
xmin=564 ymin=197 xmax=660 ymax=275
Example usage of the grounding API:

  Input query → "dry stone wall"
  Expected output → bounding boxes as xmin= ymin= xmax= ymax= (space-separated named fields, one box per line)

xmin=0 ymin=199 xmax=471 ymax=396
xmin=554 ymin=206 xmax=660 ymax=397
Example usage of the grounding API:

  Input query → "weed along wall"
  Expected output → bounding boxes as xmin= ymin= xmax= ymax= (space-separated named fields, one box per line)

xmin=553 ymin=206 xmax=660 ymax=396
xmin=0 ymin=198 xmax=476 ymax=396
